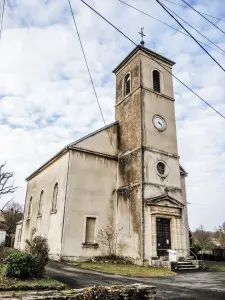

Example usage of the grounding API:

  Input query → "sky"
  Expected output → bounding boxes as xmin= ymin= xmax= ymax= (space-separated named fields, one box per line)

xmin=0 ymin=0 xmax=224 ymax=231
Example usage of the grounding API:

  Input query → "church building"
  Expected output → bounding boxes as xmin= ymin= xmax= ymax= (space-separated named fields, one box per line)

xmin=15 ymin=44 xmax=190 ymax=266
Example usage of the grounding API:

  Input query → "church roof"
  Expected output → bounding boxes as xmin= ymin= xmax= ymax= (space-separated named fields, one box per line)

xmin=26 ymin=121 xmax=118 ymax=181
xmin=113 ymin=45 xmax=175 ymax=74
xmin=26 ymin=118 xmax=187 ymax=181
xmin=68 ymin=121 xmax=118 ymax=148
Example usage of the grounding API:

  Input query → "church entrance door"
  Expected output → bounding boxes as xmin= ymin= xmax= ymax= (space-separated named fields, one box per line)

xmin=156 ymin=218 xmax=171 ymax=257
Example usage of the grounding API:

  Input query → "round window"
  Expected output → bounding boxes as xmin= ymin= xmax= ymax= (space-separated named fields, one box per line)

xmin=157 ymin=162 xmax=165 ymax=175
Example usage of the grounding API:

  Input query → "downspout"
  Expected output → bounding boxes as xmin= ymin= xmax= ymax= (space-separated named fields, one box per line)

xmin=59 ymin=149 xmax=71 ymax=260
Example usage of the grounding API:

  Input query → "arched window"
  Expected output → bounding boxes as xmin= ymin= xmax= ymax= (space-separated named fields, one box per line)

xmin=52 ymin=183 xmax=58 ymax=212
xmin=124 ymin=73 xmax=131 ymax=96
xmin=28 ymin=196 xmax=32 ymax=218
xmin=153 ymin=70 xmax=161 ymax=93
xmin=38 ymin=191 xmax=43 ymax=216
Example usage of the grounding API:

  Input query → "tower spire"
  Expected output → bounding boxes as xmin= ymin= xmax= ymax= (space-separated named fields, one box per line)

xmin=138 ymin=27 xmax=145 ymax=46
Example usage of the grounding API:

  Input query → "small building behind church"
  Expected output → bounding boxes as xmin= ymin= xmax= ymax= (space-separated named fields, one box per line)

xmin=15 ymin=45 xmax=191 ymax=266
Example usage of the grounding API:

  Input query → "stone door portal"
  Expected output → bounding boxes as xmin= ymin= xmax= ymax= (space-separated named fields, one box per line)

xmin=156 ymin=218 xmax=171 ymax=257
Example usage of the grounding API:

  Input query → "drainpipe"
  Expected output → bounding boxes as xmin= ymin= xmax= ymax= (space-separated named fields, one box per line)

xmin=59 ymin=149 xmax=71 ymax=260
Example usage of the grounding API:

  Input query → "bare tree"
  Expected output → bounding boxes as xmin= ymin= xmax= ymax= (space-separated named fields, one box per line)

xmin=0 ymin=162 xmax=18 ymax=199
xmin=214 ymin=222 xmax=225 ymax=248
xmin=3 ymin=201 xmax=23 ymax=235
xmin=96 ymin=224 xmax=123 ymax=256
xmin=192 ymin=225 xmax=213 ymax=252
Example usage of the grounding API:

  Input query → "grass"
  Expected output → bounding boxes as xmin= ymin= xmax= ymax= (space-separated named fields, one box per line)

xmin=71 ymin=261 xmax=176 ymax=277
xmin=204 ymin=262 xmax=225 ymax=272
xmin=0 ymin=264 xmax=65 ymax=291
xmin=0 ymin=277 xmax=65 ymax=291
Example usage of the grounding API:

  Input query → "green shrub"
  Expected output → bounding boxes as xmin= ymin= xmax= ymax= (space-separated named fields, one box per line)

xmin=190 ymin=243 xmax=202 ymax=255
xmin=5 ymin=252 xmax=35 ymax=279
xmin=26 ymin=236 xmax=49 ymax=277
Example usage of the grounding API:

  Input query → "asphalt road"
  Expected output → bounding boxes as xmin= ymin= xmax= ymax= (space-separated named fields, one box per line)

xmin=46 ymin=261 xmax=225 ymax=300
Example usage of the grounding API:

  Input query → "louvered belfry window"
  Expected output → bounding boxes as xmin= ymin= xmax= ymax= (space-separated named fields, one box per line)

xmin=153 ymin=70 xmax=161 ymax=93
xmin=124 ymin=73 xmax=131 ymax=96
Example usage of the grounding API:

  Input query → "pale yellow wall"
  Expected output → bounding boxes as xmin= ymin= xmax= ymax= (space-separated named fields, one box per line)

xmin=141 ymin=53 xmax=174 ymax=99
xmin=144 ymin=151 xmax=181 ymax=191
xmin=14 ymin=223 xmax=22 ymax=250
xmin=142 ymin=92 xmax=178 ymax=155
xmin=61 ymin=150 xmax=117 ymax=259
xmin=76 ymin=123 xmax=118 ymax=156
xmin=180 ymin=175 xmax=190 ymax=257
xmin=20 ymin=152 xmax=69 ymax=259
xmin=140 ymin=51 xmax=189 ymax=260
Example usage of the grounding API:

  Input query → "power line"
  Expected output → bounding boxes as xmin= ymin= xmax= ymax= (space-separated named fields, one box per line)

xmin=162 ymin=3 xmax=225 ymax=55
xmin=67 ymin=0 xmax=116 ymax=155
xmin=117 ymin=0 xmax=225 ymax=56
xmin=80 ymin=0 xmax=225 ymax=120
xmin=181 ymin=0 xmax=225 ymax=35
xmin=156 ymin=0 xmax=225 ymax=73
xmin=162 ymin=0 xmax=225 ymax=23
xmin=0 ymin=0 xmax=6 ymax=41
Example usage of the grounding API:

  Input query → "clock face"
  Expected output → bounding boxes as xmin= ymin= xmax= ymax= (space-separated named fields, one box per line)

xmin=153 ymin=115 xmax=166 ymax=131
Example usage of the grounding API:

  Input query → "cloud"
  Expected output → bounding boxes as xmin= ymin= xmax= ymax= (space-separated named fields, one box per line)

xmin=0 ymin=0 xmax=224 ymax=230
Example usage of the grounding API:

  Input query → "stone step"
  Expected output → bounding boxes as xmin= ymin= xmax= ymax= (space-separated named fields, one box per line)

xmin=172 ymin=261 xmax=198 ymax=271
xmin=178 ymin=264 xmax=196 ymax=269
xmin=178 ymin=266 xmax=197 ymax=271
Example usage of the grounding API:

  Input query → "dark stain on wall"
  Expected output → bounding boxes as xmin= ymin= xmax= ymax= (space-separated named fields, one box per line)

xmin=119 ymin=150 xmax=141 ymax=186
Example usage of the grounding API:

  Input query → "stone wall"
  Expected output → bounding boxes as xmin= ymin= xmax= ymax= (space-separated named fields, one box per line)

xmin=1 ymin=284 xmax=156 ymax=299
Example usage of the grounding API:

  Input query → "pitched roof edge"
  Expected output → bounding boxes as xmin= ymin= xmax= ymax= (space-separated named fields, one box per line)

xmin=113 ymin=45 xmax=175 ymax=74
xmin=146 ymin=194 xmax=184 ymax=207
xmin=26 ymin=147 xmax=68 ymax=181
xmin=69 ymin=121 xmax=118 ymax=147
xmin=68 ymin=146 xmax=118 ymax=160
xmin=26 ymin=121 xmax=118 ymax=181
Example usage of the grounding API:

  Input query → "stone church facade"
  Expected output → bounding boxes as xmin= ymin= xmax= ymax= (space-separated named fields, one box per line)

xmin=15 ymin=45 xmax=190 ymax=265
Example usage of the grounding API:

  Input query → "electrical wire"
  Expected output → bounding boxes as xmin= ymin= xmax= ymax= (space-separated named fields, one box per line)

xmin=0 ymin=0 xmax=6 ymax=41
xmin=80 ymin=0 xmax=225 ymax=120
xmin=117 ymin=0 xmax=225 ymax=56
xmin=67 ymin=0 xmax=117 ymax=155
xmin=181 ymin=0 xmax=225 ymax=35
xmin=156 ymin=0 xmax=225 ymax=73
xmin=160 ymin=3 xmax=225 ymax=55
xmin=162 ymin=0 xmax=225 ymax=23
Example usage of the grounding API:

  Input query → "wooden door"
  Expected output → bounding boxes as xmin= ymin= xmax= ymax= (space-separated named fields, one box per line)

xmin=156 ymin=218 xmax=171 ymax=255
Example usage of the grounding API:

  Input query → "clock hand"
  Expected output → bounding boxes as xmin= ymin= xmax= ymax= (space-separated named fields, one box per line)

xmin=158 ymin=121 xmax=163 ymax=127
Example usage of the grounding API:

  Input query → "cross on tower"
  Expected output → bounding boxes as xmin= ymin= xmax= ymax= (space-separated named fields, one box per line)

xmin=138 ymin=27 xmax=146 ymax=46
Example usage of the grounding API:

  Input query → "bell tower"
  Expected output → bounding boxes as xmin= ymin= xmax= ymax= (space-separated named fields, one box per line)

xmin=113 ymin=45 xmax=189 ymax=263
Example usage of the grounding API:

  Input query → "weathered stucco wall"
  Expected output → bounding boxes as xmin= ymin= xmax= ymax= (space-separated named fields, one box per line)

xmin=141 ymin=53 xmax=174 ymax=99
xmin=20 ymin=152 xmax=69 ymax=259
xmin=116 ymin=186 xmax=142 ymax=262
xmin=180 ymin=174 xmax=190 ymax=257
xmin=142 ymin=91 xmax=178 ymax=155
xmin=144 ymin=151 xmax=181 ymax=191
xmin=75 ymin=122 xmax=118 ymax=156
xmin=61 ymin=150 xmax=117 ymax=259
xmin=115 ymin=51 xmax=143 ymax=263
xmin=14 ymin=222 xmax=22 ymax=250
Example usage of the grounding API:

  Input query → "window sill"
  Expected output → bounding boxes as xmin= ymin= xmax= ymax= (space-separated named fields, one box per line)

xmin=37 ymin=214 xmax=42 ymax=218
xmin=50 ymin=210 xmax=57 ymax=214
xmin=82 ymin=243 xmax=99 ymax=249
